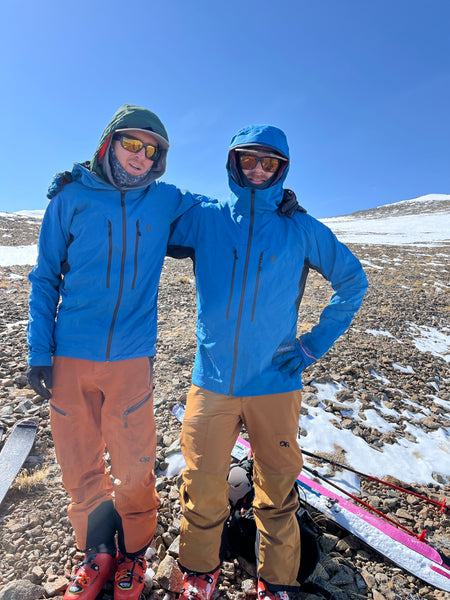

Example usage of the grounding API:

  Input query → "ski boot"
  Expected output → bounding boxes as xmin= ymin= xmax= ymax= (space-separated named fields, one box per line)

xmin=179 ymin=568 xmax=220 ymax=600
xmin=64 ymin=550 xmax=116 ymax=600
xmin=257 ymin=579 xmax=289 ymax=600
xmin=114 ymin=552 xmax=146 ymax=600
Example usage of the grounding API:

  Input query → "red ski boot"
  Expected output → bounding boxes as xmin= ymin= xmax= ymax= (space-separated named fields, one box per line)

xmin=257 ymin=579 xmax=289 ymax=600
xmin=64 ymin=552 xmax=116 ymax=600
xmin=179 ymin=568 xmax=220 ymax=600
xmin=114 ymin=552 xmax=146 ymax=600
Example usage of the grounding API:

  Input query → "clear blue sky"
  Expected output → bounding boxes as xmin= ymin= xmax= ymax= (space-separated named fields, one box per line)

xmin=1 ymin=0 xmax=449 ymax=218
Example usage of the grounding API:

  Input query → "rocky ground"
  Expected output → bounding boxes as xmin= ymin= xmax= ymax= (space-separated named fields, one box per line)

xmin=0 ymin=214 xmax=449 ymax=600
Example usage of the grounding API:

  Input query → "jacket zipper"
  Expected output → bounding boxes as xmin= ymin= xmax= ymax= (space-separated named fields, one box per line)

xmin=251 ymin=252 xmax=264 ymax=322
xmin=106 ymin=192 xmax=127 ymax=361
xmin=229 ymin=190 xmax=255 ymax=395
xmin=123 ymin=392 xmax=152 ymax=428
xmin=226 ymin=248 xmax=238 ymax=319
xmin=106 ymin=220 xmax=112 ymax=288
xmin=132 ymin=219 xmax=141 ymax=290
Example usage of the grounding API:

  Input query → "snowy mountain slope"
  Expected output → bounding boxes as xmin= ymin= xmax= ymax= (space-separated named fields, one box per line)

xmin=320 ymin=194 xmax=450 ymax=246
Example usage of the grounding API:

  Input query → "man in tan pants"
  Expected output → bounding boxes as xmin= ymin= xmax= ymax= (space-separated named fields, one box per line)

xmin=180 ymin=386 xmax=303 ymax=588
xmin=167 ymin=123 xmax=368 ymax=600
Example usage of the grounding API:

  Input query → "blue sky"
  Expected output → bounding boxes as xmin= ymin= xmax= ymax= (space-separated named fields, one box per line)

xmin=1 ymin=0 xmax=449 ymax=218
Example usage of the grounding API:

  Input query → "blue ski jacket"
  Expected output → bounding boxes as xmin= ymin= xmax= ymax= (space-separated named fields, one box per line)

xmin=168 ymin=125 xmax=368 ymax=396
xmin=27 ymin=105 xmax=203 ymax=366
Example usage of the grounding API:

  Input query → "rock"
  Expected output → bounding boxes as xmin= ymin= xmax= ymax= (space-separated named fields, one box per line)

xmin=301 ymin=393 xmax=320 ymax=407
xmin=0 ymin=581 xmax=45 ymax=600
xmin=241 ymin=579 xmax=257 ymax=596
xmin=42 ymin=577 xmax=68 ymax=597
xmin=432 ymin=471 xmax=449 ymax=484
xmin=154 ymin=555 xmax=183 ymax=592
xmin=395 ymin=508 xmax=414 ymax=522
xmin=167 ymin=535 xmax=180 ymax=558
xmin=29 ymin=568 xmax=44 ymax=585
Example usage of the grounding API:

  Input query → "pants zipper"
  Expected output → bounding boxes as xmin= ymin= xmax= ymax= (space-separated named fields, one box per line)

xmin=123 ymin=392 xmax=152 ymax=428
xmin=50 ymin=403 xmax=66 ymax=416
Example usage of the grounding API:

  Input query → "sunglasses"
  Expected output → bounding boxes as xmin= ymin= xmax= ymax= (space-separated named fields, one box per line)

xmin=238 ymin=153 xmax=283 ymax=173
xmin=114 ymin=134 xmax=160 ymax=160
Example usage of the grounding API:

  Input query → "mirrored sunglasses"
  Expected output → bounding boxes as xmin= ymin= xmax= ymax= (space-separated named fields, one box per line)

xmin=238 ymin=153 xmax=282 ymax=173
xmin=114 ymin=134 xmax=160 ymax=160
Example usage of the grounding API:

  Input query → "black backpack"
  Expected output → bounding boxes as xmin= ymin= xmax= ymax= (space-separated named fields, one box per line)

xmin=221 ymin=457 xmax=321 ymax=585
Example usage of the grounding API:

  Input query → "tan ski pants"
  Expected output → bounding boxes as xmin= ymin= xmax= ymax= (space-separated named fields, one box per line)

xmin=179 ymin=384 xmax=303 ymax=590
xmin=50 ymin=356 xmax=160 ymax=554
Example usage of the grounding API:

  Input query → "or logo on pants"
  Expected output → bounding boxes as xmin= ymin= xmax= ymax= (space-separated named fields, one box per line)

xmin=279 ymin=440 xmax=290 ymax=447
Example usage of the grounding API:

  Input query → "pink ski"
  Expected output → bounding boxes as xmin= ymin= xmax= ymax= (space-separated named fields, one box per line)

xmin=236 ymin=436 xmax=450 ymax=592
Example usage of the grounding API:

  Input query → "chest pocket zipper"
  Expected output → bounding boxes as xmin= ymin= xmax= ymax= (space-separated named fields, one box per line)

xmin=123 ymin=392 xmax=152 ymax=428
xmin=226 ymin=249 xmax=238 ymax=319
xmin=132 ymin=220 xmax=141 ymax=290
xmin=106 ymin=220 xmax=112 ymax=288
xmin=251 ymin=252 xmax=264 ymax=322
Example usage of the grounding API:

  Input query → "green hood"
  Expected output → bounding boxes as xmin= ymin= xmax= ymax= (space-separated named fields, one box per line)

xmin=91 ymin=104 xmax=170 ymax=185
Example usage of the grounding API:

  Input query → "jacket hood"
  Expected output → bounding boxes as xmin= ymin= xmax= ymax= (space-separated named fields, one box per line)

xmin=229 ymin=125 xmax=289 ymax=159
xmin=226 ymin=125 xmax=290 ymax=214
xmin=90 ymin=104 xmax=170 ymax=188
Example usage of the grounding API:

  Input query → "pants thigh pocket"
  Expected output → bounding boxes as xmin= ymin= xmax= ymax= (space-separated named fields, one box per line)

xmin=258 ymin=431 xmax=303 ymax=474
xmin=180 ymin=418 xmax=210 ymax=471
xmin=122 ymin=392 xmax=153 ymax=429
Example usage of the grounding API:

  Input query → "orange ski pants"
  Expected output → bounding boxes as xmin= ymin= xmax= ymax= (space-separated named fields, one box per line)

xmin=50 ymin=356 xmax=160 ymax=554
xmin=179 ymin=384 xmax=303 ymax=590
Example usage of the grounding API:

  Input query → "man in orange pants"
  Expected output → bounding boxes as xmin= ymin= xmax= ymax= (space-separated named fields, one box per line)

xmin=26 ymin=104 xmax=209 ymax=600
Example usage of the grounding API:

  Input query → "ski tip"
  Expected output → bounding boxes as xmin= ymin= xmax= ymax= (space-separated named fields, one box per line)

xmin=16 ymin=420 xmax=38 ymax=430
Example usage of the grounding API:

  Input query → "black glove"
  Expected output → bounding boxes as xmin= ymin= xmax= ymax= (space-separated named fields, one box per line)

xmin=277 ymin=189 xmax=307 ymax=218
xmin=46 ymin=161 xmax=90 ymax=199
xmin=272 ymin=338 xmax=316 ymax=378
xmin=27 ymin=365 xmax=53 ymax=399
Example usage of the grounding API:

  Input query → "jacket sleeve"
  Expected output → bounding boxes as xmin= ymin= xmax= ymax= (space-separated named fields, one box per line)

xmin=27 ymin=196 xmax=72 ymax=366
xmin=300 ymin=216 xmax=368 ymax=360
xmin=166 ymin=198 xmax=215 ymax=254
xmin=171 ymin=189 xmax=212 ymax=223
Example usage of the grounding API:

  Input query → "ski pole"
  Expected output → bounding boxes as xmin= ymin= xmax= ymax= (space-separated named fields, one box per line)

xmin=301 ymin=465 xmax=428 ymax=543
xmin=301 ymin=449 xmax=448 ymax=513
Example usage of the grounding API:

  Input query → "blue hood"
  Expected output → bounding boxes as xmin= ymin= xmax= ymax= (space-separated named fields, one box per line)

xmin=227 ymin=125 xmax=290 ymax=215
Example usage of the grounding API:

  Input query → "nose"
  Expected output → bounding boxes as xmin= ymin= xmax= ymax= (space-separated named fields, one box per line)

xmin=135 ymin=147 xmax=147 ymax=158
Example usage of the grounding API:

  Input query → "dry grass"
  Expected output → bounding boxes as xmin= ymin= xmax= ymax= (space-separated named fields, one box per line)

xmin=12 ymin=465 xmax=52 ymax=491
